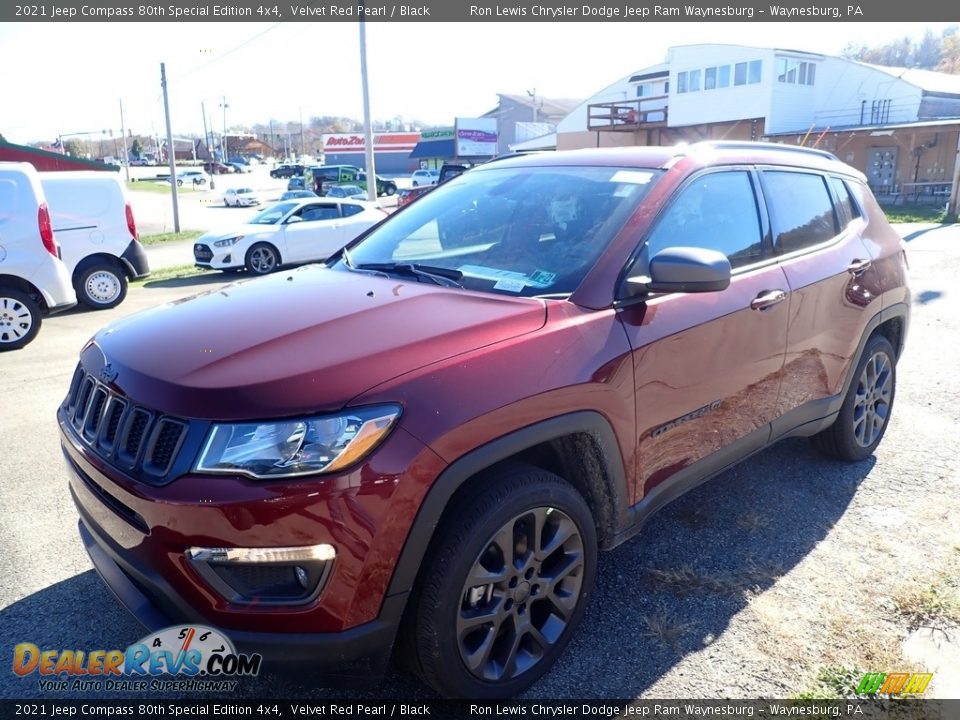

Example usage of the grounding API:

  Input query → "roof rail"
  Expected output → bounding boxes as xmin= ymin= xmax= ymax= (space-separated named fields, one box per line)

xmin=684 ymin=140 xmax=839 ymax=162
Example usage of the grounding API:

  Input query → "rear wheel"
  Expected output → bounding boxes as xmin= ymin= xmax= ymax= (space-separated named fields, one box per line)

xmin=811 ymin=334 xmax=896 ymax=461
xmin=75 ymin=263 xmax=127 ymax=309
xmin=245 ymin=243 xmax=280 ymax=276
xmin=0 ymin=287 xmax=42 ymax=351
xmin=401 ymin=465 xmax=597 ymax=698
xmin=385 ymin=183 xmax=397 ymax=196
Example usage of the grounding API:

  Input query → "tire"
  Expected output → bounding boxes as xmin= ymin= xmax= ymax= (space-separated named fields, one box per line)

xmin=385 ymin=183 xmax=397 ymax=196
xmin=176 ymin=179 xmax=183 ymax=187
xmin=413 ymin=181 xmax=419 ymax=187
xmin=245 ymin=243 xmax=280 ymax=276
xmin=400 ymin=465 xmax=597 ymax=698
xmin=75 ymin=263 xmax=127 ymax=310
xmin=0 ymin=287 xmax=42 ymax=351
xmin=811 ymin=334 xmax=897 ymax=461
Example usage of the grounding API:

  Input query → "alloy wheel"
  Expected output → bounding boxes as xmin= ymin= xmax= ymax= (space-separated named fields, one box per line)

xmin=249 ymin=246 xmax=277 ymax=274
xmin=456 ymin=506 xmax=585 ymax=682
xmin=852 ymin=350 xmax=893 ymax=447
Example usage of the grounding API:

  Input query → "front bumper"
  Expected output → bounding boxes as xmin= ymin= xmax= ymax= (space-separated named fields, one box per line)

xmin=193 ymin=242 xmax=238 ymax=270
xmin=76 ymin=517 xmax=403 ymax=675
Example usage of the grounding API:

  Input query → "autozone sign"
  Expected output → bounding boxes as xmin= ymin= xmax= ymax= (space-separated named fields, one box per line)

xmin=322 ymin=133 xmax=420 ymax=153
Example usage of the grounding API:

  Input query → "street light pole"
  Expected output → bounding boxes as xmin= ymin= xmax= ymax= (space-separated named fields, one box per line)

xmin=119 ymin=99 xmax=130 ymax=182
xmin=299 ymin=107 xmax=305 ymax=159
xmin=160 ymin=62 xmax=181 ymax=233
xmin=221 ymin=96 xmax=229 ymax=162
xmin=359 ymin=18 xmax=377 ymax=203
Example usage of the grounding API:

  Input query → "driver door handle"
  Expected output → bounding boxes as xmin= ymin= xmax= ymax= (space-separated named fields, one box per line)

xmin=750 ymin=289 xmax=787 ymax=311
xmin=847 ymin=258 xmax=872 ymax=275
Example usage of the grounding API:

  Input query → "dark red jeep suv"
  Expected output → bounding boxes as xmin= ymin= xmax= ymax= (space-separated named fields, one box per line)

xmin=59 ymin=142 xmax=909 ymax=698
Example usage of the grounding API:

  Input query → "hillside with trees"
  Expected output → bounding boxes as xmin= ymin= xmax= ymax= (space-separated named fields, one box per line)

xmin=843 ymin=27 xmax=960 ymax=74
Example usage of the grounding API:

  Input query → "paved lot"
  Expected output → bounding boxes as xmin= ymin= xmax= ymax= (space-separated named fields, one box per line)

xmin=0 ymin=224 xmax=957 ymax=701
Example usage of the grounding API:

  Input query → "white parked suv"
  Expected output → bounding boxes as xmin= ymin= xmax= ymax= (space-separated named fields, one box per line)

xmin=0 ymin=162 xmax=77 ymax=350
xmin=193 ymin=197 xmax=386 ymax=275
xmin=39 ymin=170 xmax=151 ymax=309
xmin=411 ymin=168 xmax=439 ymax=187
xmin=172 ymin=169 xmax=210 ymax=187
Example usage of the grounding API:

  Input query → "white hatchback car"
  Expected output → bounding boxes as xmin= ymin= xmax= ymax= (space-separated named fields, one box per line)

xmin=224 ymin=188 xmax=260 ymax=207
xmin=193 ymin=198 xmax=386 ymax=275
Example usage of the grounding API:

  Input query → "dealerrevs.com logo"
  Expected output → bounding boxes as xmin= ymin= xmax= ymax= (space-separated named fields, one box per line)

xmin=13 ymin=625 xmax=262 ymax=692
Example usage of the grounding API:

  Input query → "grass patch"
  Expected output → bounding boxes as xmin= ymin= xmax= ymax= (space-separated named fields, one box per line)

xmin=128 ymin=181 xmax=207 ymax=195
xmin=892 ymin=576 xmax=960 ymax=629
xmin=880 ymin=204 xmax=955 ymax=224
xmin=641 ymin=608 xmax=694 ymax=650
xmin=139 ymin=230 xmax=204 ymax=246
xmin=645 ymin=559 xmax=783 ymax=597
xmin=134 ymin=263 xmax=215 ymax=284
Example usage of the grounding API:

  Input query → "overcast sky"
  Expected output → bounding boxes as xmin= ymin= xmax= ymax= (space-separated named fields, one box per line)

xmin=0 ymin=21 xmax=955 ymax=144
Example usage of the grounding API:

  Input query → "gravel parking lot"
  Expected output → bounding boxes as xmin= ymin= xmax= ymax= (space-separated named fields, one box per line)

xmin=1 ymin=223 xmax=957 ymax=702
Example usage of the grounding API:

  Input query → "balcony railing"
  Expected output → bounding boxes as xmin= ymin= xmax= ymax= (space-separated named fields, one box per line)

xmin=587 ymin=96 xmax=669 ymax=132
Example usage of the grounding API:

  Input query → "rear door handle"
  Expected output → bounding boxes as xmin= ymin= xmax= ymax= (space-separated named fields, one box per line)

xmin=847 ymin=258 xmax=872 ymax=275
xmin=750 ymin=289 xmax=787 ymax=311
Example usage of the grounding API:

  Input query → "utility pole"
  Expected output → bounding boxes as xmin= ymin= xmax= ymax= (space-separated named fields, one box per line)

xmin=201 ymin=101 xmax=210 ymax=160
xmin=119 ymin=99 xmax=130 ymax=183
xmin=160 ymin=62 xmax=180 ymax=233
xmin=359 ymin=18 xmax=377 ymax=203
xmin=221 ymin=96 xmax=229 ymax=162
xmin=948 ymin=131 xmax=960 ymax=219
xmin=299 ymin=107 xmax=306 ymax=159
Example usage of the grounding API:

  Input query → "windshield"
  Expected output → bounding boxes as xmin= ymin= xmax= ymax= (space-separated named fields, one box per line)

xmin=249 ymin=202 xmax=297 ymax=225
xmin=343 ymin=165 xmax=661 ymax=297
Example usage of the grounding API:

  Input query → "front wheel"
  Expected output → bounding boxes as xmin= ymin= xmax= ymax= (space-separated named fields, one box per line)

xmin=0 ymin=287 xmax=42 ymax=351
xmin=811 ymin=334 xmax=897 ymax=461
xmin=401 ymin=465 xmax=597 ymax=698
xmin=385 ymin=184 xmax=397 ymax=196
xmin=245 ymin=243 xmax=280 ymax=276
xmin=75 ymin=263 xmax=127 ymax=309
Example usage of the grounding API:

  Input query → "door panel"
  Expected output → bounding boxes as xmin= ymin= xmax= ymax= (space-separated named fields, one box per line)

xmin=282 ymin=204 xmax=346 ymax=263
xmin=620 ymin=265 xmax=789 ymax=502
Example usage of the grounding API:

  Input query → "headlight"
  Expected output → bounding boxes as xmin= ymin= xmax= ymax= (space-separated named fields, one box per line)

xmin=213 ymin=236 xmax=243 ymax=248
xmin=194 ymin=405 xmax=401 ymax=479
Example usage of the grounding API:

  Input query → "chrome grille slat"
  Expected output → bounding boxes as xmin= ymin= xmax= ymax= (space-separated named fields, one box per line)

xmin=62 ymin=368 xmax=189 ymax=483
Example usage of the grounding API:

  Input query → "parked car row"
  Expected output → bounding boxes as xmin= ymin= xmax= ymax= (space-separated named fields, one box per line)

xmin=0 ymin=162 xmax=150 ymax=350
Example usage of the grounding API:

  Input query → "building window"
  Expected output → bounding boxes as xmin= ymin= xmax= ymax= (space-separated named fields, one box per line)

xmin=689 ymin=69 xmax=701 ymax=92
xmin=734 ymin=62 xmax=748 ymax=86
xmin=705 ymin=67 xmax=717 ymax=90
xmin=777 ymin=59 xmax=816 ymax=86
xmin=718 ymin=65 xmax=730 ymax=88
xmin=749 ymin=60 xmax=762 ymax=84
xmin=677 ymin=71 xmax=688 ymax=93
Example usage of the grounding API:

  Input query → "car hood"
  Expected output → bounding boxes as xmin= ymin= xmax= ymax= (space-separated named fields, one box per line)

xmin=82 ymin=266 xmax=546 ymax=420
xmin=197 ymin=224 xmax=278 ymax=243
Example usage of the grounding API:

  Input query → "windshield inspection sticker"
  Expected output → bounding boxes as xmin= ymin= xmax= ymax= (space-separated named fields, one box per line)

xmin=610 ymin=170 xmax=655 ymax=185
xmin=493 ymin=278 xmax=526 ymax=293
xmin=528 ymin=270 xmax=557 ymax=288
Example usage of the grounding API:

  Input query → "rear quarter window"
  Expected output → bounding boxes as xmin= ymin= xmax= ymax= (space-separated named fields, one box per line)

xmin=763 ymin=171 xmax=838 ymax=253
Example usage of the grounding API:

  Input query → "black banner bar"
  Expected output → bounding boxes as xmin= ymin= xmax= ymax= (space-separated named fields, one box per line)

xmin=2 ymin=0 xmax=957 ymax=23
xmin=0 ymin=699 xmax=955 ymax=720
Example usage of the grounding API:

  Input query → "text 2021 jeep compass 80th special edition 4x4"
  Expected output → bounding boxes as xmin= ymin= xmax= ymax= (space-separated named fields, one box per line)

xmin=59 ymin=142 xmax=909 ymax=698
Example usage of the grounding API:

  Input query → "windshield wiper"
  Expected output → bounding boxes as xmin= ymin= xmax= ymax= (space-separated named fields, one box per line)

xmin=351 ymin=262 xmax=464 ymax=288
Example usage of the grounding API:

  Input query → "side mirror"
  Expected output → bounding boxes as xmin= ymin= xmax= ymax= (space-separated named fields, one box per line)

xmin=285 ymin=215 xmax=303 ymax=224
xmin=627 ymin=246 xmax=731 ymax=294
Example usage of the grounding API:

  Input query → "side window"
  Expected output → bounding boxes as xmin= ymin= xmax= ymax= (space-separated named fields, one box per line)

xmin=830 ymin=177 xmax=862 ymax=227
xmin=645 ymin=171 xmax=764 ymax=269
xmin=341 ymin=203 xmax=364 ymax=217
xmin=300 ymin=205 xmax=340 ymax=222
xmin=763 ymin=171 xmax=838 ymax=253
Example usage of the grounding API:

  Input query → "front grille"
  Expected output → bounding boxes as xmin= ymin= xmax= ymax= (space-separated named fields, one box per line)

xmin=193 ymin=243 xmax=213 ymax=261
xmin=64 ymin=365 xmax=191 ymax=483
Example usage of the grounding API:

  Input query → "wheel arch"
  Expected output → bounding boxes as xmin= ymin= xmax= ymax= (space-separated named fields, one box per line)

xmin=245 ymin=241 xmax=283 ymax=266
xmin=0 ymin=275 xmax=47 ymax=311
xmin=72 ymin=253 xmax=125 ymax=282
xmin=385 ymin=411 xmax=630 ymax=600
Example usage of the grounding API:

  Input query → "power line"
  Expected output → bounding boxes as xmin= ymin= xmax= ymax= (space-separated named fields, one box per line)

xmin=170 ymin=23 xmax=284 ymax=82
